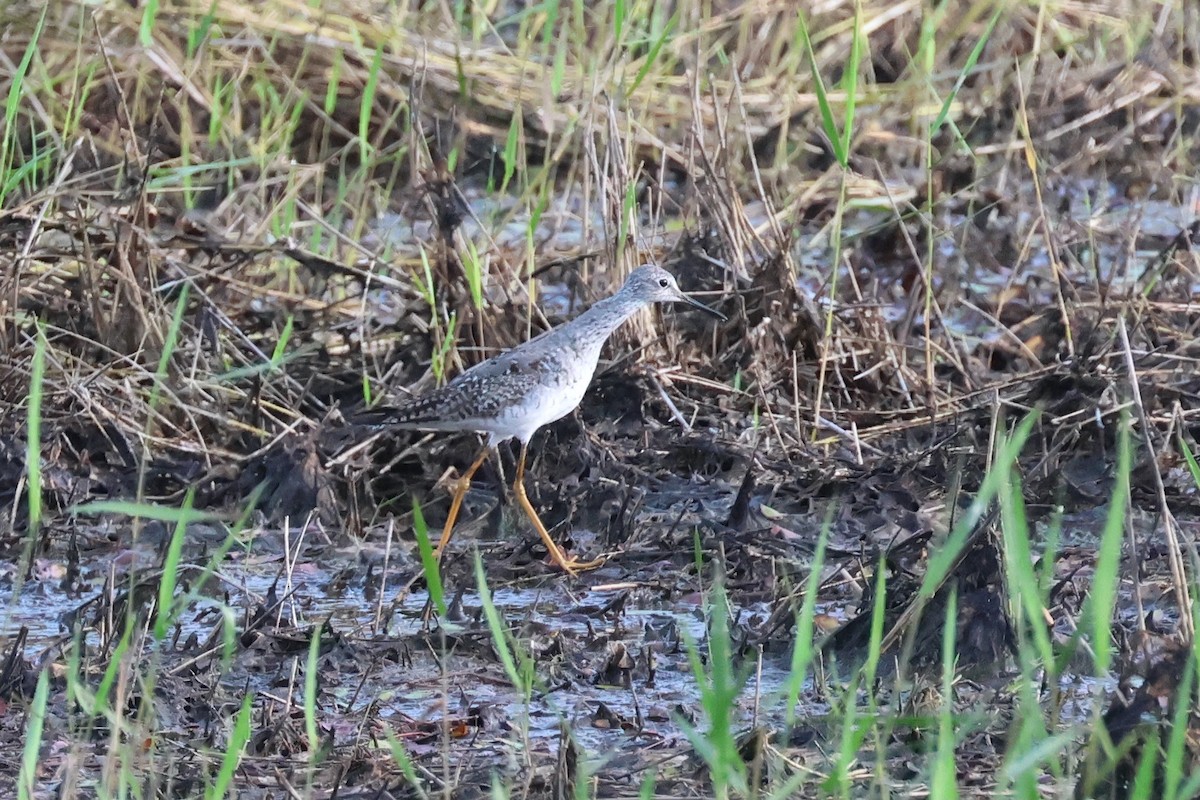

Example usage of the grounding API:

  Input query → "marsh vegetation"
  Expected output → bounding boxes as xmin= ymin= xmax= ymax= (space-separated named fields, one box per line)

xmin=2 ymin=1 xmax=1200 ymax=798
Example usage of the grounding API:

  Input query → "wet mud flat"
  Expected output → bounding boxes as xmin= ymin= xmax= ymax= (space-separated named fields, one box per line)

xmin=3 ymin=177 xmax=1200 ymax=797
xmin=3 ymin=375 xmax=1199 ymax=798
xmin=2 ymin=178 xmax=1200 ymax=797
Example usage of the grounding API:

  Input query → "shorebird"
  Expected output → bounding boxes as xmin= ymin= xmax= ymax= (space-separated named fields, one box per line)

xmin=376 ymin=264 xmax=725 ymax=573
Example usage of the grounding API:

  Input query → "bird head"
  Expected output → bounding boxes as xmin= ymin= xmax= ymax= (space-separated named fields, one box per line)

xmin=622 ymin=264 xmax=726 ymax=319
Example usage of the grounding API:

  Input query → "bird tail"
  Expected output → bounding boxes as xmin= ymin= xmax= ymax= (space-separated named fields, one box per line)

xmin=345 ymin=406 xmax=413 ymax=429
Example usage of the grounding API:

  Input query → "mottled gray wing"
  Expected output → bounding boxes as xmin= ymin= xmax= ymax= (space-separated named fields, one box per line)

xmin=381 ymin=347 xmax=564 ymax=427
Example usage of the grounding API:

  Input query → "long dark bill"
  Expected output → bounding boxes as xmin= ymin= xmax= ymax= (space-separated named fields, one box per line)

xmin=679 ymin=294 xmax=727 ymax=321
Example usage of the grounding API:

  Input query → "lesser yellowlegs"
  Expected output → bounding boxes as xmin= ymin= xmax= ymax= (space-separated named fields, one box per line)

xmin=377 ymin=264 xmax=725 ymax=573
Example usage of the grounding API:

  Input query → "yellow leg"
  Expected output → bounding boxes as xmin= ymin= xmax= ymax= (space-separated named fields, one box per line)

xmin=512 ymin=442 xmax=606 ymax=574
xmin=433 ymin=446 xmax=491 ymax=559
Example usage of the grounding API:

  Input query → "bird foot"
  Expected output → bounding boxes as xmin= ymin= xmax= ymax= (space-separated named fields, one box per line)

xmin=549 ymin=552 xmax=607 ymax=576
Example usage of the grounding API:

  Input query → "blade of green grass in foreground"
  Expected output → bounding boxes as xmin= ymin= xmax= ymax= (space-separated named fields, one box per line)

xmin=930 ymin=6 xmax=1002 ymax=144
xmin=17 ymin=668 xmax=49 ymax=800
xmin=305 ymin=620 xmax=323 ymax=760
xmin=1000 ymin=728 xmax=1079 ymax=792
xmin=862 ymin=550 xmax=890 ymax=686
xmin=1177 ymin=426 xmax=1200 ymax=488
xmin=794 ymin=6 xmax=850 ymax=167
xmin=66 ymin=619 xmax=124 ymax=720
xmin=856 ymin=554 xmax=895 ymax=792
xmin=358 ymin=43 xmax=384 ymax=163
xmin=386 ymin=729 xmax=429 ymax=800
xmin=500 ymin=110 xmax=522 ymax=194
xmin=186 ymin=0 xmax=218 ymax=58
xmin=998 ymin=463 xmax=1055 ymax=670
xmin=1086 ymin=412 xmax=1132 ymax=676
xmin=205 ymin=691 xmax=254 ymax=800
xmin=413 ymin=499 xmax=447 ymax=618
xmin=462 ymin=238 xmax=485 ymax=309
xmin=1128 ymin=729 xmax=1160 ymax=800
xmin=71 ymin=499 xmax=220 ymax=525
xmin=213 ymin=309 xmax=308 ymax=383
xmin=877 ymin=410 xmax=1039 ymax=679
xmin=430 ymin=312 xmax=459 ymax=386
xmin=269 ymin=314 xmax=295 ymax=369
xmin=783 ymin=523 xmax=828 ymax=727
xmin=627 ymin=7 xmax=679 ymax=96
xmin=474 ymin=551 xmax=534 ymax=700
xmin=838 ymin=0 xmax=864 ymax=163
xmin=1161 ymin=655 xmax=1195 ymax=800
xmin=824 ymin=676 xmax=865 ymax=796
xmin=135 ymin=280 xmax=191 ymax=510
xmin=22 ymin=322 xmax=47 ymax=571
xmin=919 ymin=410 xmax=1039 ymax=599
xmin=76 ymin=488 xmax=261 ymax=654
xmin=153 ymin=487 xmax=197 ymax=640
xmin=1175 ymin=652 xmax=1200 ymax=799
xmin=929 ymin=589 xmax=959 ymax=799
xmin=638 ymin=766 xmax=657 ymax=800
xmin=997 ymin=481 xmax=1071 ymax=793
xmin=137 ymin=0 xmax=159 ymax=46
xmin=149 ymin=280 xmax=190 ymax=409
xmin=678 ymin=578 xmax=748 ymax=798
xmin=0 ymin=4 xmax=46 ymax=208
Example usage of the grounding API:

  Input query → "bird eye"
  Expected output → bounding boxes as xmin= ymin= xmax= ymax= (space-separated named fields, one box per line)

xmin=658 ymin=278 xmax=669 ymax=288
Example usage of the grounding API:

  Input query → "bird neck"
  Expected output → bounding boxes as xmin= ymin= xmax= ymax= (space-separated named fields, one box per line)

xmin=574 ymin=290 xmax=646 ymax=339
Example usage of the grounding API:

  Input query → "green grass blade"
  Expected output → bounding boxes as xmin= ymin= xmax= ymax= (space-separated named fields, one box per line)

xmin=386 ymin=729 xmax=429 ymax=799
xmin=839 ymin=0 xmax=863 ymax=160
xmin=784 ymin=525 xmax=828 ymax=726
xmin=474 ymin=551 xmax=529 ymax=697
xmin=186 ymin=0 xmax=218 ymax=58
xmin=1 ymin=4 xmax=47 ymax=206
xmin=921 ymin=410 xmax=1038 ymax=598
xmin=138 ymin=0 xmax=160 ymax=46
xmin=862 ymin=551 xmax=889 ymax=684
xmin=269 ymin=314 xmax=295 ymax=369
xmin=86 ymin=618 xmax=133 ymax=720
xmin=1177 ymin=427 xmax=1200 ymax=488
xmin=826 ymin=677 xmax=867 ymax=794
xmin=153 ymin=488 xmax=197 ymax=640
xmin=678 ymin=578 xmax=748 ymax=796
xmin=430 ymin=312 xmax=459 ymax=386
xmin=305 ymin=621 xmax=322 ymax=758
xmin=794 ymin=9 xmax=845 ymax=166
xmin=613 ymin=0 xmax=627 ymax=46
xmin=930 ymin=588 xmax=959 ymax=799
xmin=359 ymin=43 xmax=384 ymax=163
xmin=1000 ymin=729 xmax=1081 ymax=785
xmin=462 ymin=239 xmax=485 ymax=309
xmin=998 ymin=467 xmax=1056 ymax=669
xmin=1088 ymin=413 xmax=1132 ymax=675
xmin=71 ymin=499 xmax=219 ymax=524
xmin=628 ymin=8 xmax=678 ymax=96
xmin=413 ymin=499 xmax=447 ymax=618
xmin=205 ymin=691 xmax=254 ymax=800
xmin=1162 ymin=655 xmax=1195 ymax=800
xmin=931 ymin=6 xmax=1002 ymax=136
xmin=501 ymin=111 xmax=521 ymax=194
xmin=25 ymin=322 xmax=46 ymax=539
xmin=17 ymin=668 xmax=50 ymax=800
xmin=152 ymin=282 xmax=190 ymax=406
